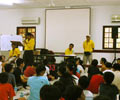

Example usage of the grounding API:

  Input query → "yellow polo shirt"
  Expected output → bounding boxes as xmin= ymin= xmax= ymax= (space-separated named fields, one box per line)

xmin=9 ymin=48 xmax=20 ymax=57
xmin=24 ymin=38 xmax=35 ymax=50
xmin=83 ymin=40 xmax=94 ymax=52
xmin=65 ymin=48 xmax=73 ymax=55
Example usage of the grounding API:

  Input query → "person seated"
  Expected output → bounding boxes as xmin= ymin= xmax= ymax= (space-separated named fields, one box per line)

xmin=57 ymin=62 xmax=75 ymax=88
xmin=99 ymin=72 xmax=119 ymax=100
xmin=24 ymin=62 xmax=37 ymax=77
xmin=63 ymin=85 xmax=84 ymax=100
xmin=93 ymin=95 xmax=111 ymax=100
xmin=0 ymin=72 xmax=15 ymax=100
xmin=112 ymin=63 xmax=120 ymax=91
xmin=66 ymin=63 xmax=80 ymax=85
xmin=87 ymin=71 xmax=104 ymax=94
xmin=40 ymin=85 xmax=61 ymax=100
xmin=4 ymin=64 xmax=16 ymax=87
xmin=102 ymin=62 xmax=113 ymax=73
xmin=88 ymin=59 xmax=100 ymax=80
xmin=100 ymin=58 xmax=107 ymax=72
xmin=65 ymin=43 xmax=74 ymax=56
xmin=7 ymin=43 xmax=20 ymax=63
xmin=75 ymin=58 xmax=85 ymax=76
xmin=13 ymin=58 xmax=27 ymax=87
xmin=27 ymin=65 xmax=49 ymax=100
xmin=79 ymin=76 xmax=93 ymax=100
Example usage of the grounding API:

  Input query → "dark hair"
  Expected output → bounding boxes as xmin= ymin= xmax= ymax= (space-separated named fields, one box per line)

xmin=58 ymin=62 xmax=67 ymax=75
xmin=0 ymin=56 xmax=2 ymax=61
xmin=105 ymin=62 xmax=112 ymax=69
xmin=112 ymin=63 xmax=120 ymax=71
xmin=100 ymin=58 xmax=107 ymax=64
xmin=103 ymin=72 xmax=114 ymax=84
xmin=79 ymin=76 xmax=89 ymax=89
xmin=66 ymin=63 xmax=77 ymax=75
xmin=40 ymin=85 xmax=61 ymax=100
xmin=74 ymin=58 xmax=85 ymax=70
xmin=32 ymin=62 xmax=38 ymax=68
xmin=16 ymin=58 xmax=24 ymax=67
xmin=0 ymin=72 xmax=8 ymax=83
xmin=43 ymin=59 xmax=48 ymax=65
xmin=91 ymin=59 xmax=98 ymax=66
xmin=94 ymin=95 xmax=110 ymax=100
xmin=69 ymin=43 xmax=74 ymax=48
xmin=63 ymin=85 xmax=83 ymax=100
xmin=36 ymin=65 xmax=46 ymax=76
xmin=26 ymin=32 xmax=32 ymax=36
xmin=4 ymin=64 xmax=13 ymax=73
xmin=117 ymin=58 xmax=120 ymax=60
xmin=53 ymin=81 xmax=65 ymax=94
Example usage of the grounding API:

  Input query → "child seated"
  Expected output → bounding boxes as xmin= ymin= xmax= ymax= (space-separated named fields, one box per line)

xmin=99 ymin=72 xmax=119 ymax=100
xmin=0 ymin=72 xmax=15 ymax=100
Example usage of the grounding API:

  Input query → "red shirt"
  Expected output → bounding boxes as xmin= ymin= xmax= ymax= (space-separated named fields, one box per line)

xmin=0 ymin=83 xmax=15 ymax=100
xmin=87 ymin=74 xmax=104 ymax=94
xmin=24 ymin=66 xmax=36 ymax=77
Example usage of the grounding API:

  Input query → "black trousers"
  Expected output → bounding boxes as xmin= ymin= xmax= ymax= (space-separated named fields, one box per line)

xmin=23 ymin=50 xmax=34 ymax=70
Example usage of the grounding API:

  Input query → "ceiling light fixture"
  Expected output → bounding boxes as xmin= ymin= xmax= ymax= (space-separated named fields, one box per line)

xmin=0 ymin=0 xmax=23 ymax=5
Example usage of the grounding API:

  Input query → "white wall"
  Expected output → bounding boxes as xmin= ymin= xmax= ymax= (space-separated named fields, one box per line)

xmin=0 ymin=6 xmax=120 ymax=63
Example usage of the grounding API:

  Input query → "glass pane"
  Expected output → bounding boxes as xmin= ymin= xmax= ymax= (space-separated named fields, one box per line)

xmin=118 ymin=28 xmax=120 ymax=32
xmin=118 ymin=33 xmax=120 ymax=38
xmin=28 ymin=28 xmax=32 ymax=32
xmin=105 ymin=33 xmax=109 ymax=37
xmin=117 ymin=39 xmax=120 ymax=42
xmin=109 ymin=28 xmax=112 ymax=32
xmin=104 ymin=43 xmax=108 ymax=48
xmin=109 ymin=38 xmax=113 ymax=42
xmin=116 ymin=43 xmax=120 ymax=48
xmin=105 ymin=28 xmax=110 ymax=32
xmin=109 ymin=43 xmax=113 ymax=48
xmin=105 ymin=38 xmax=109 ymax=42
xmin=32 ymin=28 xmax=35 ymax=32
xmin=109 ymin=33 xmax=112 ymax=37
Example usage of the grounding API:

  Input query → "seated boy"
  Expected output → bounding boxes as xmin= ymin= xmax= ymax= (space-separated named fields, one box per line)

xmin=0 ymin=72 xmax=15 ymax=100
xmin=99 ymin=72 xmax=119 ymax=100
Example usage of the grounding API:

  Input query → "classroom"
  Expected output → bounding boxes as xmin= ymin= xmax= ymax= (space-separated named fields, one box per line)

xmin=0 ymin=0 xmax=120 ymax=100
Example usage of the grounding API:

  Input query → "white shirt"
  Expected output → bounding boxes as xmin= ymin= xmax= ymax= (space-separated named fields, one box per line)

xmin=44 ymin=66 xmax=50 ymax=76
xmin=0 ymin=62 xmax=2 ymax=73
xmin=103 ymin=69 xmax=114 ymax=74
xmin=84 ymin=90 xmax=93 ymax=100
xmin=77 ymin=65 xmax=85 ymax=76
xmin=112 ymin=71 xmax=120 ymax=91
xmin=72 ymin=74 xmax=79 ymax=85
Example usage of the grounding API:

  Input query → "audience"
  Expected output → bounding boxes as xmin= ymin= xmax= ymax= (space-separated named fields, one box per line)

xmin=102 ymin=62 xmax=113 ymax=73
xmin=0 ymin=55 xmax=3 ymax=73
xmin=0 ymin=72 xmax=15 ymax=100
xmin=13 ymin=58 xmax=26 ymax=86
xmin=40 ymin=85 xmax=61 ymax=100
xmin=27 ymin=64 xmax=49 ymax=100
xmin=79 ymin=76 xmax=93 ymax=100
xmin=99 ymin=72 xmax=119 ymax=100
xmin=93 ymin=95 xmax=110 ymax=100
xmin=75 ymin=58 xmax=85 ymax=76
xmin=100 ymin=58 xmax=107 ymax=72
xmin=112 ymin=63 xmax=120 ymax=91
xmin=4 ymin=64 xmax=16 ymax=87
xmin=24 ymin=62 xmax=37 ymax=77
xmin=63 ymin=85 xmax=84 ymax=100
xmin=88 ymin=59 xmax=100 ymax=80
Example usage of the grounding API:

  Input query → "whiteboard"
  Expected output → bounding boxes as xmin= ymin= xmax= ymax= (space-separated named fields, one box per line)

xmin=45 ymin=8 xmax=90 ymax=53
xmin=0 ymin=35 xmax=23 ymax=51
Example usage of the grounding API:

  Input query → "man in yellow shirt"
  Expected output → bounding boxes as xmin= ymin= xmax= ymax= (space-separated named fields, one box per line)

xmin=7 ymin=43 xmax=20 ymax=62
xmin=23 ymin=33 xmax=35 ymax=69
xmin=83 ymin=35 xmax=94 ymax=65
xmin=65 ymin=43 xmax=74 ymax=55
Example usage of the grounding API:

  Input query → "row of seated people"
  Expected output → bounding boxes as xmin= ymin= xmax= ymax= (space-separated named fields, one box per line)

xmin=0 ymin=55 xmax=120 ymax=100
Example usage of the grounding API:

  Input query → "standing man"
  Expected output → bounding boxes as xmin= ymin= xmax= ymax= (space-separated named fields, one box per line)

xmin=23 ymin=33 xmax=35 ymax=70
xmin=83 ymin=35 xmax=94 ymax=65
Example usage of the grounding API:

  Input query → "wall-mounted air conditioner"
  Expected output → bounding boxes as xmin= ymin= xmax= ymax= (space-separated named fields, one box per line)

xmin=21 ymin=17 xmax=40 ymax=24
xmin=111 ymin=15 xmax=120 ymax=22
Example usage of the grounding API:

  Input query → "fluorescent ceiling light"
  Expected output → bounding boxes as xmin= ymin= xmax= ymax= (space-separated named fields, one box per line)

xmin=0 ymin=0 xmax=23 ymax=5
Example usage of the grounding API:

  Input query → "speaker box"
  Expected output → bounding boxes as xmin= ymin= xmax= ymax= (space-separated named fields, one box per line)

xmin=112 ymin=26 xmax=118 ymax=38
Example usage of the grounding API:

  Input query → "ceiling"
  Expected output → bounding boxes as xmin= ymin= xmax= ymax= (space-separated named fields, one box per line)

xmin=1 ymin=0 xmax=120 ymax=9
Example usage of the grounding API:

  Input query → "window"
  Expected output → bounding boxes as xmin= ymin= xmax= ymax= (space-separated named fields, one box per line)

xmin=103 ymin=26 xmax=120 ymax=49
xmin=17 ymin=26 xmax=36 ymax=39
